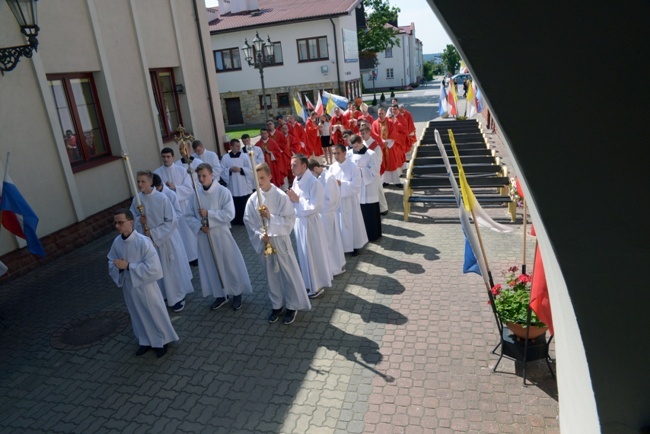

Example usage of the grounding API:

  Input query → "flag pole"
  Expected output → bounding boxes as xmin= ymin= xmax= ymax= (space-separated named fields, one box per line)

xmin=121 ymin=152 xmax=155 ymax=246
xmin=174 ymin=126 xmax=224 ymax=288
xmin=522 ymin=198 xmax=527 ymax=274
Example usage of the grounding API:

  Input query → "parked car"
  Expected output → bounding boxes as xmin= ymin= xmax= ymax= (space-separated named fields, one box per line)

xmin=451 ymin=73 xmax=472 ymax=85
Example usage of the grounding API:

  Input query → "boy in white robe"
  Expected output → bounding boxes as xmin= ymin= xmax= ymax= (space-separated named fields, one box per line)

xmin=329 ymin=144 xmax=368 ymax=255
xmin=108 ymin=208 xmax=178 ymax=358
xmin=308 ymin=159 xmax=346 ymax=277
xmin=153 ymin=173 xmax=182 ymax=219
xmin=244 ymin=163 xmax=311 ymax=325
xmin=287 ymin=154 xmax=332 ymax=299
xmin=347 ymin=134 xmax=382 ymax=242
xmin=186 ymin=163 xmax=253 ymax=311
xmin=192 ymin=139 xmax=222 ymax=180
xmin=220 ymin=139 xmax=254 ymax=225
xmin=130 ymin=171 xmax=194 ymax=313
xmin=359 ymin=125 xmax=388 ymax=215
xmin=154 ymin=147 xmax=199 ymax=266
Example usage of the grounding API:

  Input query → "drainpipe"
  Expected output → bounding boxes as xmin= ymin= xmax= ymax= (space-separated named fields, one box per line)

xmin=329 ymin=17 xmax=342 ymax=95
xmin=193 ymin=0 xmax=222 ymax=156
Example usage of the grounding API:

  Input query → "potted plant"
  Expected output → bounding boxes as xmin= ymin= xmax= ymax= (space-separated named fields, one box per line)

xmin=491 ymin=266 xmax=547 ymax=339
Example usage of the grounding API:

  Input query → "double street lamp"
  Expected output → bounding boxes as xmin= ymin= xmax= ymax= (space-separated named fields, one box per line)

xmin=241 ymin=31 xmax=275 ymax=123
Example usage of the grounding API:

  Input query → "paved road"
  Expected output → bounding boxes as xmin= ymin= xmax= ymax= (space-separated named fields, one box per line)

xmin=0 ymin=80 xmax=559 ymax=433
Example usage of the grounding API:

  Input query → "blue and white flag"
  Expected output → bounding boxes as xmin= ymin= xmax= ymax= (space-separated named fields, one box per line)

xmin=438 ymin=85 xmax=448 ymax=117
xmin=321 ymin=91 xmax=348 ymax=110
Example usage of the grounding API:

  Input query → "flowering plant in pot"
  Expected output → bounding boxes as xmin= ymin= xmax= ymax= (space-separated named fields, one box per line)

xmin=491 ymin=266 xmax=547 ymax=339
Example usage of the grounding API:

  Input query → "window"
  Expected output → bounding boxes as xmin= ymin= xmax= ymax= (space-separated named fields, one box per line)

xmin=253 ymin=42 xmax=283 ymax=66
xmin=214 ymin=47 xmax=242 ymax=72
xmin=259 ymin=94 xmax=272 ymax=110
xmin=48 ymin=73 xmax=112 ymax=170
xmin=150 ymin=69 xmax=183 ymax=140
xmin=277 ymin=93 xmax=290 ymax=108
xmin=385 ymin=46 xmax=393 ymax=58
xmin=297 ymin=36 xmax=328 ymax=62
xmin=386 ymin=68 xmax=394 ymax=79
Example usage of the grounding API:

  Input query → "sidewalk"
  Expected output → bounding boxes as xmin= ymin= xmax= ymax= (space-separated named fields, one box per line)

xmin=0 ymin=86 xmax=559 ymax=433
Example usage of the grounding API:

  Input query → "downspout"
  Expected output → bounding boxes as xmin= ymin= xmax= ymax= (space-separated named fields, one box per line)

xmin=193 ymin=0 xmax=222 ymax=156
xmin=329 ymin=17 xmax=342 ymax=95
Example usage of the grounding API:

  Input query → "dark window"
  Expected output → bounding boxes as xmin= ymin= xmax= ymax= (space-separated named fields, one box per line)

xmin=277 ymin=93 xmax=290 ymax=108
xmin=48 ymin=73 xmax=112 ymax=171
xmin=253 ymin=42 xmax=283 ymax=66
xmin=259 ymin=94 xmax=272 ymax=110
xmin=150 ymin=69 xmax=183 ymax=140
xmin=297 ymin=36 xmax=328 ymax=62
xmin=214 ymin=47 xmax=242 ymax=72
xmin=386 ymin=68 xmax=394 ymax=79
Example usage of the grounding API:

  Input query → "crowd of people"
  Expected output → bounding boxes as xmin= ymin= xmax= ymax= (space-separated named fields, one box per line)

xmin=108 ymin=100 xmax=418 ymax=358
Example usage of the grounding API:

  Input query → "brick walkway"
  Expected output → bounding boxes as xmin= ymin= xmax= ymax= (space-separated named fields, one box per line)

xmin=0 ymin=81 xmax=559 ymax=433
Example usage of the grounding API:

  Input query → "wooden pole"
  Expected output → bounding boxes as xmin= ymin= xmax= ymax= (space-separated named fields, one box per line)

xmin=122 ymin=153 xmax=155 ymax=246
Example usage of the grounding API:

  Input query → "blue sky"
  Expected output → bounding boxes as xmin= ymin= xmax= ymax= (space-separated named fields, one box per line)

xmin=204 ymin=1 xmax=452 ymax=54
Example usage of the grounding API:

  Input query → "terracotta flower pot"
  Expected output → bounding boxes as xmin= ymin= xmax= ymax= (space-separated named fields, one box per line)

xmin=506 ymin=322 xmax=548 ymax=340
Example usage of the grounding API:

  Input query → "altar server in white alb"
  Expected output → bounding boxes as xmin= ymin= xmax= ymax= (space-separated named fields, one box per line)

xmin=244 ymin=163 xmax=311 ymax=325
xmin=176 ymin=140 xmax=203 ymax=183
xmin=131 ymin=170 xmax=194 ymax=313
xmin=347 ymin=134 xmax=382 ymax=242
xmin=154 ymin=147 xmax=199 ymax=266
xmin=153 ymin=173 xmax=182 ymax=220
xmin=308 ymin=158 xmax=346 ymax=276
xmin=329 ymin=144 xmax=368 ymax=256
xmin=220 ymin=138 xmax=254 ymax=225
xmin=108 ymin=208 xmax=178 ymax=358
xmin=186 ymin=163 xmax=253 ymax=311
xmin=359 ymin=125 xmax=388 ymax=215
xmin=192 ymin=139 xmax=222 ymax=180
xmin=287 ymin=154 xmax=332 ymax=298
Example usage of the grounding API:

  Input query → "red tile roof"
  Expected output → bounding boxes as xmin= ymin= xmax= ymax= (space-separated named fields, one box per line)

xmin=209 ymin=0 xmax=361 ymax=33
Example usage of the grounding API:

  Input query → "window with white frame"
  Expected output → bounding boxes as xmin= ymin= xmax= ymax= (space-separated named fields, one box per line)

xmin=386 ymin=68 xmax=394 ymax=79
xmin=385 ymin=46 xmax=393 ymax=58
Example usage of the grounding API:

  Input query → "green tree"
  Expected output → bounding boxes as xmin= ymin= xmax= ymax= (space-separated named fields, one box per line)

xmin=442 ymin=44 xmax=460 ymax=75
xmin=422 ymin=61 xmax=435 ymax=81
xmin=358 ymin=0 xmax=401 ymax=54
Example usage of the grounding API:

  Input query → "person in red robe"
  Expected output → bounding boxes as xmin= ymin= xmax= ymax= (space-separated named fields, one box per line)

xmin=372 ymin=108 xmax=402 ymax=186
xmin=267 ymin=120 xmax=291 ymax=180
xmin=330 ymin=106 xmax=347 ymax=146
xmin=256 ymin=129 xmax=286 ymax=188
xmin=276 ymin=115 xmax=293 ymax=137
xmin=343 ymin=101 xmax=362 ymax=125
xmin=359 ymin=103 xmax=374 ymax=124
xmin=399 ymin=104 xmax=417 ymax=150
xmin=389 ymin=105 xmax=409 ymax=166
xmin=281 ymin=123 xmax=302 ymax=156
xmin=304 ymin=111 xmax=323 ymax=157
xmin=288 ymin=115 xmax=307 ymax=151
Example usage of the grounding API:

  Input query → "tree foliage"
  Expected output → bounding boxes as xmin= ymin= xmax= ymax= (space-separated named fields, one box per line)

xmin=442 ymin=44 xmax=460 ymax=75
xmin=358 ymin=0 xmax=401 ymax=54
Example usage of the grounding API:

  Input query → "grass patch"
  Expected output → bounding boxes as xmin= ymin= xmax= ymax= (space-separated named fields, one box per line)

xmin=224 ymin=127 xmax=260 ymax=140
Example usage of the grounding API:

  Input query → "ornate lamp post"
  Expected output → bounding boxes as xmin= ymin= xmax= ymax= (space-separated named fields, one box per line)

xmin=0 ymin=0 xmax=40 ymax=75
xmin=241 ymin=32 xmax=275 ymax=123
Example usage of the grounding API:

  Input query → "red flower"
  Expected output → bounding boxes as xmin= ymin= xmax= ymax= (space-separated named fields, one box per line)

xmin=508 ymin=266 xmax=519 ymax=273
xmin=491 ymin=284 xmax=502 ymax=296
xmin=517 ymin=274 xmax=531 ymax=284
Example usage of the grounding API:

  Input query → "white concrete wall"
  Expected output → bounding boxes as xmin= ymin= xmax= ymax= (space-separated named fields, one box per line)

xmin=211 ymin=14 xmax=360 ymax=94
xmin=0 ymin=0 xmax=225 ymax=256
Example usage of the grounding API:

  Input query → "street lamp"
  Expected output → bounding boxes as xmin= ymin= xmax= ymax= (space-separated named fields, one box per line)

xmin=242 ymin=31 xmax=275 ymax=123
xmin=0 ymin=0 xmax=40 ymax=75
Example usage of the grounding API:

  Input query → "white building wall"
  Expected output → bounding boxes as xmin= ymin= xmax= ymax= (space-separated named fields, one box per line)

xmin=0 ymin=0 xmax=225 ymax=258
xmin=212 ymin=13 xmax=360 ymax=93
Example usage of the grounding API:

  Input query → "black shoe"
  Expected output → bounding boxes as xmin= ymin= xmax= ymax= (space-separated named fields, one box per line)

xmin=382 ymin=182 xmax=389 ymax=187
xmin=308 ymin=288 xmax=325 ymax=299
xmin=351 ymin=249 xmax=360 ymax=257
xmin=211 ymin=297 xmax=227 ymax=310
xmin=189 ymin=259 xmax=199 ymax=267
xmin=172 ymin=299 xmax=185 ymax=312
xmin=380 ymin=210 xmax=389 ymax=216
xmin=135 ymin=345 xmax=151 ymax=356
xmin=155 ymin=345 xmax=168 ymax=358
xmin=283 ymin=309 xmax=297 ymax=325
xmin=268 ymin=308 xmax=283 ymax=324
xmin=231 ymin=295 xmax=242 ymax=311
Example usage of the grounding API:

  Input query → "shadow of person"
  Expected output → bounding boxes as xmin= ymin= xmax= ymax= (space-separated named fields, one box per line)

xmin=379 ymin=236 xmax=441 ymax=261
xmin=381 ymin=222 xmax=425 ymax=239
xmin=346 ymin=270 xmax=405 ymax=295
xmin=320 ymin=324 xmax=394 ymax=383
xmin=336 ymin=292 xmax=408 ymax=326
xmin=357 ymin=249 xmax=426 ymax=274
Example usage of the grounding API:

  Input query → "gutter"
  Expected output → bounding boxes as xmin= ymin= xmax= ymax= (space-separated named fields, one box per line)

xmin=193 ymin=0 xmax=222 ymax=156
xmin=329 ymin=17 xmax=342 ymax=95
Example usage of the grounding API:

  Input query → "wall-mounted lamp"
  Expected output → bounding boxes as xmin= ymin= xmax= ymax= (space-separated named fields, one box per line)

xmin=321 ymin=65 xmax=328 ymax=75
xmin=175 ymin=84 xmax=185 ymax=94
xmin=0 ymin=0 xmax=39 ymax=75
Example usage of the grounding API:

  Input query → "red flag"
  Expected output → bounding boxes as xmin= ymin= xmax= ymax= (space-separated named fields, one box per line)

xmin=315 ymin=91 xmax=324 ymax=117
xmin=530 ymin=244 xmax=554 ymax=335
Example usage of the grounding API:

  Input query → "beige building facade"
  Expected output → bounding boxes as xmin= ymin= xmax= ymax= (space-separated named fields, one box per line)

xmin=0 ymin=0 xmax=225 ymax=276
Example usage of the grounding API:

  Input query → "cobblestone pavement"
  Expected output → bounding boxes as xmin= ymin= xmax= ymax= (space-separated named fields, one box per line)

xmin=0 ymin=81 xmax=559 ymax=433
